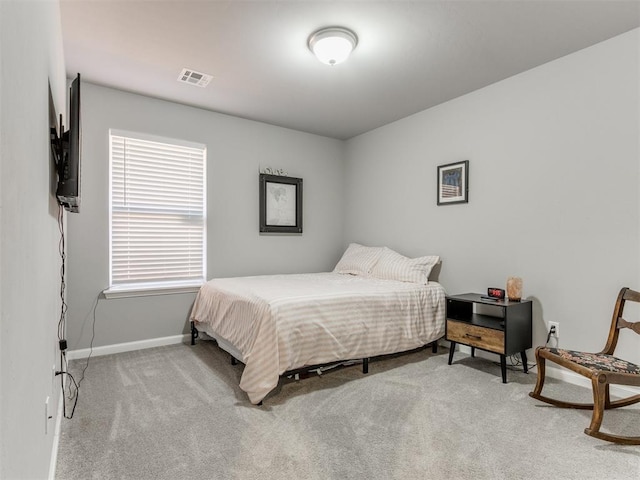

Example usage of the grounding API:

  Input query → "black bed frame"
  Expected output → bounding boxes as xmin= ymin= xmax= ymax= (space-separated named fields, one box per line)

xmin=190 ymin=320 xmax=438 ymax=393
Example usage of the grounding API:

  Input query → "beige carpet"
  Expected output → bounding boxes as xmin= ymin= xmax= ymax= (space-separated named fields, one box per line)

xmin=55 ymin=341 xmax=640 ymax=479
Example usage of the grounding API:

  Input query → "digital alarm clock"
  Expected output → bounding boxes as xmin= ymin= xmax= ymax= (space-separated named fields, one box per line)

xmin=487 ymin=287 xmax=506 ymax=299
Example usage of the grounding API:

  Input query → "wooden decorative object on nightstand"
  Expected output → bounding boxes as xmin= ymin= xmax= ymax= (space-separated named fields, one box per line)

xmin=445 ymin=293 xmax=532 ymax=383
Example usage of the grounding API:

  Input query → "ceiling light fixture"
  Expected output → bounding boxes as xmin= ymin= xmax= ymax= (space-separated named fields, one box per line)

xmin=308 ymin=27 xmax=358 ymax=66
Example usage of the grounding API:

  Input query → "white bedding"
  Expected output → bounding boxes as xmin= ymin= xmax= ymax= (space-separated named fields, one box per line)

xmin=190 ymin=272 xmax=446 ymax=404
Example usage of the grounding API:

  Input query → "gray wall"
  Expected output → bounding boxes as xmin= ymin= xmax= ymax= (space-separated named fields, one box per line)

xmin=67 ymin=30 xmax=640 ymax=366
xmin=344 ymin=29 xmax=640 ymax=364
xmin=0 ymin=1 xmax=67 ymax=478
xmin=1 ymin=6 xmax=635 ymax=476
xmin=66 ymin=84 xmax=345 ymax=349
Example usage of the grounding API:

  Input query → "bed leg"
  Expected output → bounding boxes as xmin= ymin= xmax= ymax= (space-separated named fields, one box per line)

xmin=363 ymin=358 xmax=369 ymax=374
xmin=432 ymin=341 xmax=438 ymax=354
xmin=190 ymin=321 xmax=199 ymax=346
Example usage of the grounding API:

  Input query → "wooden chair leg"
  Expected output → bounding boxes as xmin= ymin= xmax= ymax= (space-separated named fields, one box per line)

xmin=585 ymin=375 xmax=607 ymax=438
xmin=581 ymin=375 xmax=640 ymax=444
xmin=530 ymin=349 xmax=546 ymax=398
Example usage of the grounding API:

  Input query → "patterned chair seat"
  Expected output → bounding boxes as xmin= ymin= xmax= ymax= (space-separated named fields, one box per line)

xmin=530 ymin=288 xmax=640 ymax=444
xmin=544 ymin=348 xmax=640 ymax=375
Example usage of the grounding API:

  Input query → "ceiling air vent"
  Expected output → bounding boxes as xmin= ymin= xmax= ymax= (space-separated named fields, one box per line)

xmin=177 ymin=68 xmax=213 ymax=88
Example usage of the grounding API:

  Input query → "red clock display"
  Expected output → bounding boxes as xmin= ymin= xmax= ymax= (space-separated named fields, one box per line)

xmin=487 ymin=288 xmax=505 ymax=299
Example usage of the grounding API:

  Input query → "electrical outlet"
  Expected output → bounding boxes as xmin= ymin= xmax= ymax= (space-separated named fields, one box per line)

xmin=549 ymin=321 xmax=560 ymax=338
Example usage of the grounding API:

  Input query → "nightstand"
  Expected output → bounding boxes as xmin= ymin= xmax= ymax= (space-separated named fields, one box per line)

xmin=445 ymin=293 xmax=532 ymax=383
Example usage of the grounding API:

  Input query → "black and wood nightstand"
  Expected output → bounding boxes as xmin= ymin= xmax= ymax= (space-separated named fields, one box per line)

xmin=445 ymin=293 xmax=532 ymax=383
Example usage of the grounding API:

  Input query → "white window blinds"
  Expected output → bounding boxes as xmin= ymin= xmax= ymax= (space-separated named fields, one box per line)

xmin=109 ymin=131 xmax=206 ymax=292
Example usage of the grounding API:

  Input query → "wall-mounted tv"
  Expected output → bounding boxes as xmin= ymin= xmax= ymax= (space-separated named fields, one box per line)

xmin=51 ymin=73 xmax=81 ymax=213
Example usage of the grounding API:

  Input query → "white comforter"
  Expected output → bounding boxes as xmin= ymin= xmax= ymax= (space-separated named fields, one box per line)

xmin=190 ymin=272 xmax=446 ymax=404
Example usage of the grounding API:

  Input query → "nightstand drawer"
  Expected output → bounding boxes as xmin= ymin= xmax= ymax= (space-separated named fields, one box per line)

xmin=446 ymin=321 xmax=505 ymax=354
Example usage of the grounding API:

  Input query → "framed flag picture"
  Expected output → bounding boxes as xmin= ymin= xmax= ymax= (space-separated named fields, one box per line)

xmin=437 ymin=160 xmax=469 ymax=205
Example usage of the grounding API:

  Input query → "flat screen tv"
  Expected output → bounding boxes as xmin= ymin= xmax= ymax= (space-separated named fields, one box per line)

xmin=55 ymin=73 xmax=81 ymax=213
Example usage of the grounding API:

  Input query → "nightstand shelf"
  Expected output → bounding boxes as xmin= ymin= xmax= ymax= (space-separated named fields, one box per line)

xmin=445 ymin=293 xmax=532 ymax=383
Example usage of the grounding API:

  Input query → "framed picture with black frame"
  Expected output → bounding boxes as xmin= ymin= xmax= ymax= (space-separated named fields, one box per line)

xmin=437 ymin=160 xmax=469 ymax=205
xmin=259 ymin=173 xmax=303 ymax=233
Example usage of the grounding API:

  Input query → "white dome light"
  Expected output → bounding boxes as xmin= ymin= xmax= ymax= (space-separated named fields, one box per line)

xmin=308 ymin=27 xmax=358 ymax=66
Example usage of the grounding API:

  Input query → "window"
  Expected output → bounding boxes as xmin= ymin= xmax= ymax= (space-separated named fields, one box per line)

xmin=107 ymin=130 xmax=206 ymax=297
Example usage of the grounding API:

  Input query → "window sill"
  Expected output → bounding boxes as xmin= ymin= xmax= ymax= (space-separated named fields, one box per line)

xmin=103 ymin=283 xmax=202 ymax=299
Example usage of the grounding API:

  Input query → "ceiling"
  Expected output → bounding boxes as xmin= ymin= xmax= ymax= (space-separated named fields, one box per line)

xmin=60 ymin=1 xmax=640 ymax=140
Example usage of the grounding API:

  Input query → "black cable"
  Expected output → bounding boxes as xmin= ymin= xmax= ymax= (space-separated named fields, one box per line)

xmin=509 ymin=354 xmax=522 ymax=366
xmin=497 ymin=326 xmax=557 ymax=373
xmin=544 ymin=325 xmax=559 ymax=348
xmin=56 ymin=370 xmax=79 ymax=419
xmin=56 ymin=294 xmax=100 ymax=419
xmin=492 ymin=356 xmax=537 ymax=373
xmin=55 ymin=202 xmax=89 ymax=419
xmin=57 ymin=204 xmax=67 ymax=341
xmin=76 ymin=293 xmax=100 ymax=389
xmin=56 ymin=203 xmax=78 ymax=418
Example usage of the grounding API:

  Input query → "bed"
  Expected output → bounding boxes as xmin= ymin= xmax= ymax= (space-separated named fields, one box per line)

xmin=189 ymin=244 xmax=446 ymax=404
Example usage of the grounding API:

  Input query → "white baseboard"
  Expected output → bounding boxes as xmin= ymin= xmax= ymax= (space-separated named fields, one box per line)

xmin=542 ymin=362 xmax=640 ymax=398
xmin=48 ymin=389 xmax=63 ymax=480
xmin=66 ymin=334 xmax=191 ymax=360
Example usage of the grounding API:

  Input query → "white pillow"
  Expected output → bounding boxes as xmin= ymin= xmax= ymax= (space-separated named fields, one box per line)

xmin=371 ymin=247 xmax=439 ymax=284
xmin=333 ymin=243 xmax=383 ymax=276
